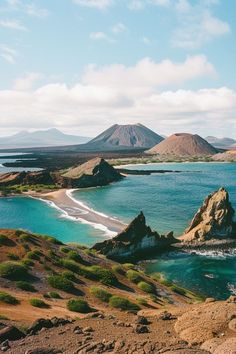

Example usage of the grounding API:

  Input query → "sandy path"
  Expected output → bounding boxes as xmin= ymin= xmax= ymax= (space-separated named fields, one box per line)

xmin=35 ymin=189 xmax=126 ymax=235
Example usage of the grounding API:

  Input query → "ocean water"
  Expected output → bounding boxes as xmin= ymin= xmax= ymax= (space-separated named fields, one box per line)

xmin=0 ymin=161 xmax=236 ymax=299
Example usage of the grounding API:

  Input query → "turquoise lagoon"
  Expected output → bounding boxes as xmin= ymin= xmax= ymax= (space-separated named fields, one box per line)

xmin=0 ymin=162 xmax=236 ymax=299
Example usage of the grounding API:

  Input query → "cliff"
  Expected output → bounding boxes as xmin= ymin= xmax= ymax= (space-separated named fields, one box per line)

xmin=180 ymin=187 xmax=236 ymax=242
xmin=92 ymin=212 xmax=178 ymax=259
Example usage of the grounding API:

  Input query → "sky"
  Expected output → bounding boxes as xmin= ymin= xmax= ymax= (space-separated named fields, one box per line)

xmin=0 ymin=0 xmax=235 ymax=138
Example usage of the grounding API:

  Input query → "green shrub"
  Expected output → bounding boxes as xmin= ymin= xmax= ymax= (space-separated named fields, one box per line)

xmin=48 ymin=291 xmax=61 ymax=299
xmin=67 ymin=299 xmax=91 ymax=313
xmin=60 ymin=259 xmax=80 ymax=273
xmin=126 ymin=270 xmax=143 ymax=284
xmin=112 ymin=265 xmax=125 ymax=275
xmin=171 ymin=285 xmax=187 ymax=296
xmin=136 ymin=297 xmax=148 ymax=306
xmin=88 ymin=266 xmax=118 ymax=286
xmin=16 ymin=281 xmax=36 ymax=292
xmin=21 ymin=259 xmax=34 ymax=267
xmin=67 ymin=251 xmax=82 ymax=262
xmin=42 ymin=235 xmax=62 ymax=245
xmin=0 ymin=315 xmax=9 ymax=320
xmin=0 ymin=291 xmax=19 ymax=305
xmin=29 ymin=298 xmax=49 ymax=308
xmin=47 ymin=275 xmax=74 ymax=293
xmin=27 ymin=250 xmax=41 ymax=261
xmin=60 ymin=246 xmax=70 ymax=254
xmin=109 ymin=296 xmax=140 ymax=311
xmin=19 ymin=233 xmax=32 ymax=242
xmin=90 ymin=287 xmax=112 ymax=302
xmin=123 ymin=263 xmax=134 ymax=270
xmin=62 ymin=270 xmax=77 ymax=282
xmin=0 ymin=261 xmax=28 ymax=280
xmin=7 ymin=253 xmax=20 ymax=261
xmin=137 ymin=281 xmax=155 ymax=294
xmin=0 ymin=234 xmax=9 ymax=246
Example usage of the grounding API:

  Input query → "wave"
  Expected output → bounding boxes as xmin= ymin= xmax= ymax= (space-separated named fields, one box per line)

xmin=227 ymin=283 xmax=236 ymax=295
xmin=186 ymin=248 xmax=236 ymax=258
xmin=67 ymin=189 xmax=121 ymax=222
xmin=32 ymin=195 xmax=117 ymax=238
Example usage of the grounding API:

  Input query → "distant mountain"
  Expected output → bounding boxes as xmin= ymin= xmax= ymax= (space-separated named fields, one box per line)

xmin=85 ymin=123 xmax=164 ymax=150
xmin=205 ymin=136 xmax=236 ymax=149
xmin=0 ymin=128 xmax=91 ymax=149
xmin=147 ymin=133 xmax=218 ymax=156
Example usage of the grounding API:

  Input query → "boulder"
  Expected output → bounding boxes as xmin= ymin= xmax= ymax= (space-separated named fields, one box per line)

xmin=92 ymin=212 xmax=177 ymax=259
xmin=180 ymin=188 xmax=236 ymax=242
xmin=0 ymin=323 xmax=25 ymax=342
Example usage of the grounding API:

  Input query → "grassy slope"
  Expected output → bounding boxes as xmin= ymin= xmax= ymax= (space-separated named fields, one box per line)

xmin=0 ymin=229 xmax=202 ymax=325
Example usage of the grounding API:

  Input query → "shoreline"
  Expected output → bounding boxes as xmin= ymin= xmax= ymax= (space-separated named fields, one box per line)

xmin=31 ymin=188 xmax=127 ymax=237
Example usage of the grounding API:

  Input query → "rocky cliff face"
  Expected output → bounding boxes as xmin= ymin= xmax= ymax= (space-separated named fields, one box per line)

xmin=180 ymin=188 xmax=236 ymax=242
xmin=92 ymin=212 xmax=178 ymax=259
xmin=0 ymin=171 xmax=56 ymax=187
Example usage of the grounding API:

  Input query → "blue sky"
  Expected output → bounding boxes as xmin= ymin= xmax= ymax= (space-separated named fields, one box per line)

xmin=0 ymin=0 xmax=235 ymax=137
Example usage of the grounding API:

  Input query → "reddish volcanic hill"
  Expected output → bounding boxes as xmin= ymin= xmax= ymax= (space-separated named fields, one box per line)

xmin=147 ymin=133 xmax=218 ymax=156
xmin=87 ymin=123 xmax=164 ymax=150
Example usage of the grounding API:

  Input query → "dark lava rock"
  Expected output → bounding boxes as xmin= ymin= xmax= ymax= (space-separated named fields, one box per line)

xmin=136 ymin=316 xmax=151 ymax=325
xmin=134 ymin=325 xmax=149 ymax=334
xmin=92 ymin=211 xmax=177 ymax=259
xmin=50 ymin=317 xmax=72 ymax=327
xmin=0 ymin=322 xmax=25 ymax=342
xmin=27 ymin=319 xmax=54 ymax=335
xmin=159 ymin=311 xmax=177 ymax=321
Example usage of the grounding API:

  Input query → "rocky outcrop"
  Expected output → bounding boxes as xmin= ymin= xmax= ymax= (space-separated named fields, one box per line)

xmin=180 ymin=188 xmax=236 ymax=242
xmin=92 ymin=212 xmax=178 ymax=259
xmin=0 ymin=158 xmax=123 ymax=189
xmin=62 ymin=157 xmax=123 ymax=188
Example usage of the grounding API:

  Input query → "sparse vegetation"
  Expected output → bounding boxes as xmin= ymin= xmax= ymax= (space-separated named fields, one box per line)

xmin=0 ymin=291 xmax=19 ymax=305
xmin=0 ymin=234 xmax=9 ymax=246
xmin=88 ymin=266 xmax=118 ymax=286
xmin=29 ymin=298 xmax=49 ymax=308
xmin=171 ymin=285 xmax=187 ymax=296
xmin=0 ymin=261 xmax=28 ymax=280
xmin=16 ymin=281 xmax=36 ymax=292
xmin=48 ymin=291 xmax=61 ymax=299
xmin=0 ymin=314 xmax=9 ymax=320
xmin=67 ymin=250 xmax=82 ymax=262
xmin=27 ymin=250 xmax=41 ymax=261
xmin=123 ymin=263 xmax=135 ymax=269
xmin=112 ymin=264 xmax=125 ymax=275
xmin=47 ymin=275 xmax=75 ymax=293
xmin=138 ymin=281 xmax=155 ymax=294
xmin=109 ymin=296 xmax=140 ymax=311
xmin=21 ymin=259 xmax=34 ymax=267
xmin=90 ymin=286 xmax=112 ymax=302
xmin=67 ymin=298 xmax=91 ymax=313
xmin=7 ymin=253 xmax=20 ymax=261
xmin=136 ymin=297 xmax=148 ymax=306
xmin=126 ymin=270 xmax=143 ymax=284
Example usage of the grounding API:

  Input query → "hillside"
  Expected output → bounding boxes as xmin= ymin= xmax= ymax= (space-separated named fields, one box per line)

xmin=0 ymin=128 xmax=90 ymax=149
xmin=85 ymin=124 xmax=163 ymax=150
xmin=1 ymin=229 xmax=236 ymax=353
xmin=147 ymin=133 xmax=218 ymax=156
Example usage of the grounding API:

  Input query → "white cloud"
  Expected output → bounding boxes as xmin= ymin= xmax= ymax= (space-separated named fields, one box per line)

xmin=73 ymin=0 xmax=113 ymax=10
xmin=112 ymin=22 xmax=127 ymax=34
xmin=0 ymin=44 xmax=17 ymax=64
xmin=149 ymin=0 xmax=170 ymax=6
xmin=0 ymin=19 xmax=27 ymax=31
xmin=89 ymin=31 xmax=114 ymax=42
xmin=5 ymin=0 xmax=49 ymax=18
xmin=173 ymin=0 xmax=230 ymax=49
xmin=141 ymin=36 xmax=152 ymax=45
xmin=13 ymin=72 xmax=43 ymax=91
xmin=128 ymin=0 xmax=144 ymax=10
xmin=82 ymin=55 xmax=215 ymax=89
xmin=0 ymin=55 xmax=231 ymax=138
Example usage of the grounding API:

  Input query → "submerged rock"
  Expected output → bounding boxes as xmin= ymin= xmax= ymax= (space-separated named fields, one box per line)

xmin=92 ymin=212 xmax=177 ymax=259
xmin=180 ymin=188 xmax=236 ymax=242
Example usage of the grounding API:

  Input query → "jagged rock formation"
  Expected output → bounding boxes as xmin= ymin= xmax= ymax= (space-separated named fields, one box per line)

xmin=0 ymin=158 xmax=123 ymax=189
xmin=180 ymin=188 xmax=236 ymax=242
xmin=62 ymin=157 xmax=123 ymax=188
xmin=147 ymin=133 xmax=218 ymax=156
xmin=92 ymin=212 xmax=178 ymax=259
xmin=86 ymin=123 xmax=164 ymax=150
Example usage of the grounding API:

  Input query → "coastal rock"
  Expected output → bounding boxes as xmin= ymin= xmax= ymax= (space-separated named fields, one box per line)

xmin=180 ymin=188 xmax=236 ymax=242
xmin=62 ymin=157 xmax=123 ymax=188
xmin=92 ymin=212 xmax=177 ymax=259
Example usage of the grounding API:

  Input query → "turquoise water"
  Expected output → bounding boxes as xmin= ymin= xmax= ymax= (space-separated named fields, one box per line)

xmin=0 ymin=162 xmax=236 ymax=299
xmin=0 ymin=196 xmax=106 ymax=246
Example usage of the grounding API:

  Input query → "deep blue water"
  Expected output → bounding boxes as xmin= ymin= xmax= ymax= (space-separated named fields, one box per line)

xmin=0 ymin=162 xmax=236 ymax=299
